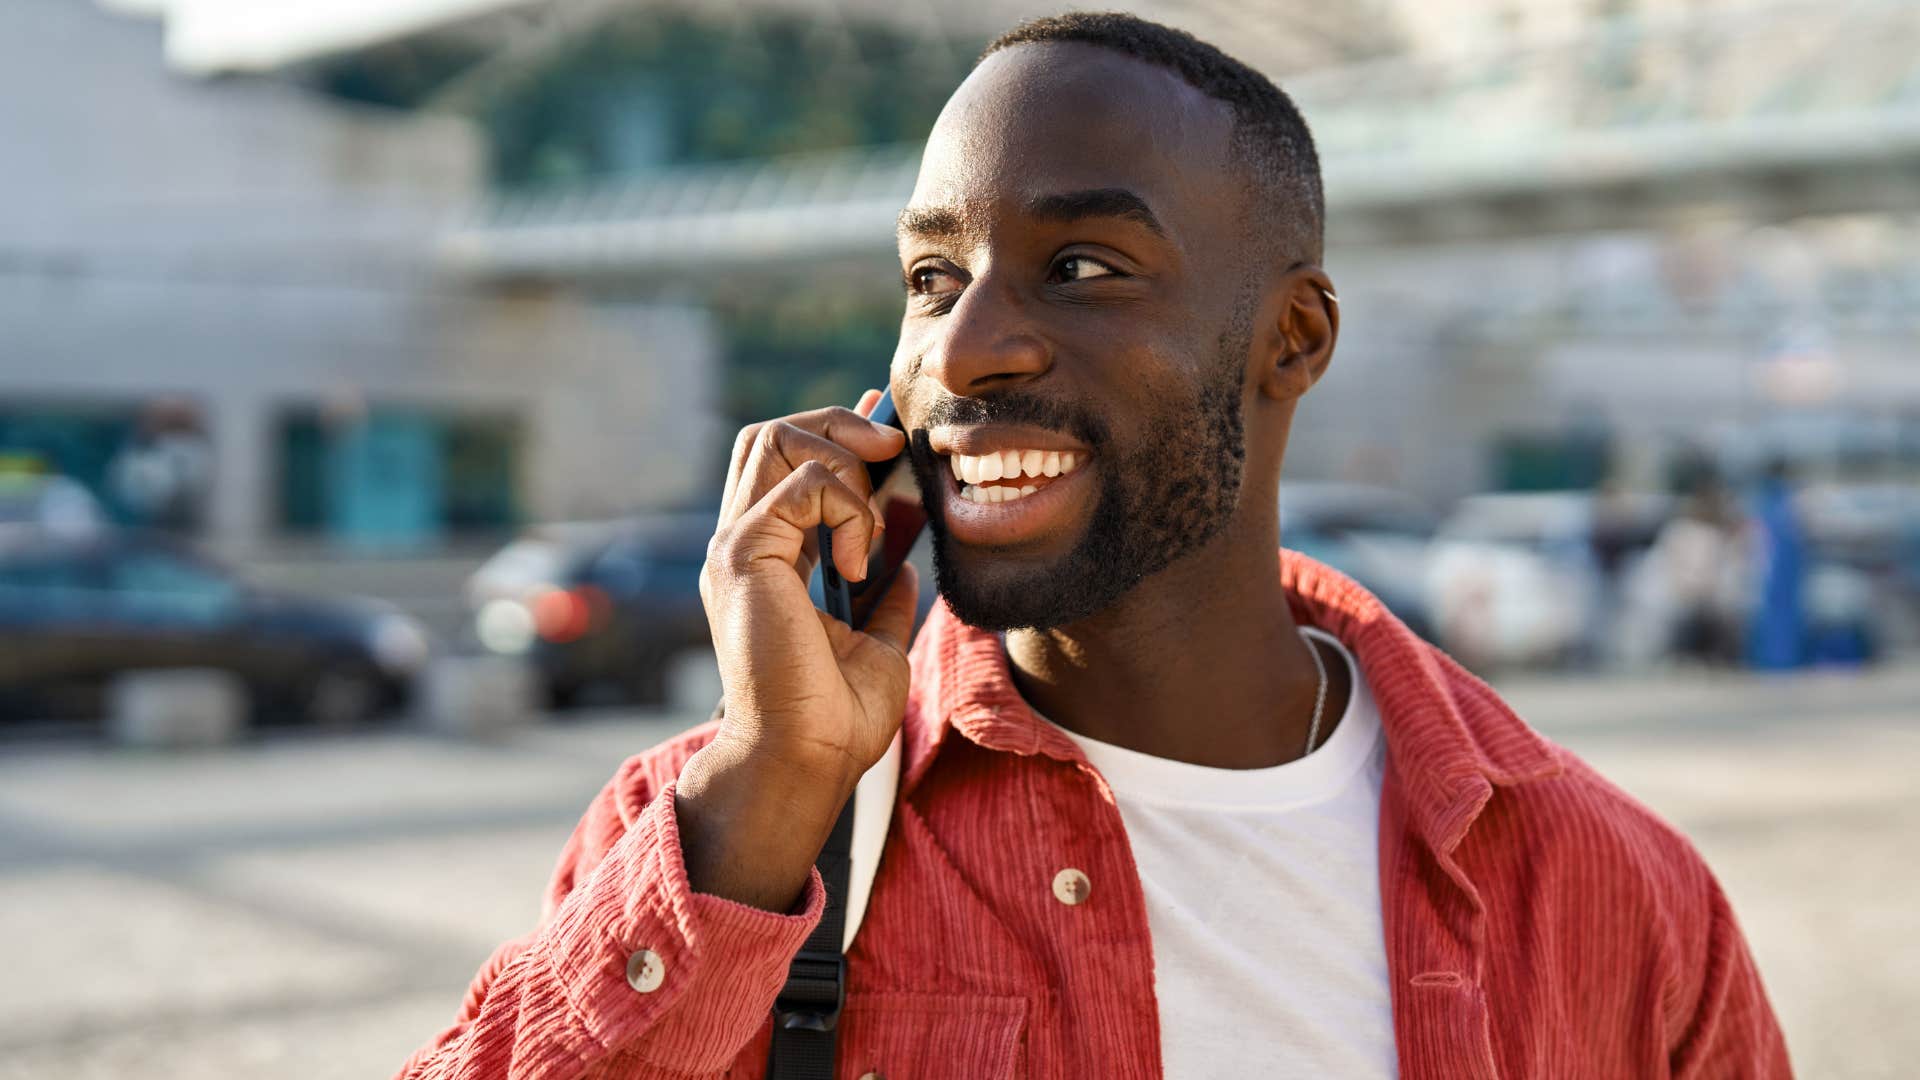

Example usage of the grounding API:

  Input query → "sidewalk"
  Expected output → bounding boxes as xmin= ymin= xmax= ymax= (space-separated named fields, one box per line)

xmin=1 ymin=663 xmax=1914 ymax=1078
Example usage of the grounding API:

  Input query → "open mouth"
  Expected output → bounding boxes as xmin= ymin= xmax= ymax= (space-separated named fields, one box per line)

xmin=930 ymin=441 xmax=1097 ymax=548
xmin=945 ymin=448 xmax=1087 ymax=504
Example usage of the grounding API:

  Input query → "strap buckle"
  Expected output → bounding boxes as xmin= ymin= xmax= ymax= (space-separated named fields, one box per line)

xmin=771 ymin=950 xmax=846 ymax=1033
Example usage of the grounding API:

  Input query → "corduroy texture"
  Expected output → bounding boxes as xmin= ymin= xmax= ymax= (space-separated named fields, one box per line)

xmin=398 ymin=550 xmax=1790 ymax=1079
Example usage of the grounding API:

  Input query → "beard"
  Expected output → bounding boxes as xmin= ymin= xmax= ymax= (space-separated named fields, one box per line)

xmin=904 ymin=321 xmax=1251 ymax=632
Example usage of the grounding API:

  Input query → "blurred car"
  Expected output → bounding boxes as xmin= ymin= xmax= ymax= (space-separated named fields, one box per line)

xmin=1424 ymin=491 xmax=1668 ymax=671
xmin=0 ymin=530 xmax=428 ymax=724
xmin=1279 ymin=483 xmax=1438 ymax=640
xmin=1797 ymin=481 xmax=1920 ymax=640
xmin=466 ymin=515 xmax=714 ymax=708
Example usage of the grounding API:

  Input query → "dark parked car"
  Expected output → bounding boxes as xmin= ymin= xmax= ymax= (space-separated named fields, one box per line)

xmin=467 ymin=516 xmax=713 ymax=708
xmin=0 ymin=531 xmax=428 ymax=725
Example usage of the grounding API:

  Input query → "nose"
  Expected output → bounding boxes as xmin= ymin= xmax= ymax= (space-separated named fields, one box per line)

xmin=919 ymin=277 xmax=1052 ymax=396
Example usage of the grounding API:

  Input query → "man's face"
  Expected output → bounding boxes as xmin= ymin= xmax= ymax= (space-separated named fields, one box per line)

xmin=891 ymin=42 xmax=1261 ymax=631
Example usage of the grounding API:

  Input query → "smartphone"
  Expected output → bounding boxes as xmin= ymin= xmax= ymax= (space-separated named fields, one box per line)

xmin=818 ymin=389 xmax=927 ymax=631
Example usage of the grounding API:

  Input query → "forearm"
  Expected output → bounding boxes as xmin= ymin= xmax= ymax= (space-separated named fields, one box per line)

xmin=674 ymin=733 xmax=857 ymax=913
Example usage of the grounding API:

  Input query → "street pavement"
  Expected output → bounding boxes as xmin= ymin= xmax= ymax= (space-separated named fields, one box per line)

xmin=1 ymin=660 xmax=1915 ymax=1079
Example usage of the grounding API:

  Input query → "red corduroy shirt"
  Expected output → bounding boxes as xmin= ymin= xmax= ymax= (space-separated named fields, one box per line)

xmin=399 ymin=551 xmax=1790 ymax=1079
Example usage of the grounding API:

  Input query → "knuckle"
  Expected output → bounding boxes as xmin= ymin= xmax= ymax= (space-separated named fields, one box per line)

xmin=704 ymin=528 xmax=736 ymax=572
xmin=712 ymin=531 xmax=757 ymax=578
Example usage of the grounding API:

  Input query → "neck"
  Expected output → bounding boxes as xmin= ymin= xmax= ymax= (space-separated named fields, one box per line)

xmin=1004 ymin=514 xmax=1351 ymax=769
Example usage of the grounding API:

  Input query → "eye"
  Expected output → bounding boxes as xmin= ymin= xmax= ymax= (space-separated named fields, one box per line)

xmin=906 ymin=264 xmax=962 ymax=297
xmin=1051 ymin=254 xmax=1121 ymax=283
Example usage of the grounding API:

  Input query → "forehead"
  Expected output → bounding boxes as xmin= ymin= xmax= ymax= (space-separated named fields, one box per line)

xmin=907 ymin=42 xmax=1239 ymax=239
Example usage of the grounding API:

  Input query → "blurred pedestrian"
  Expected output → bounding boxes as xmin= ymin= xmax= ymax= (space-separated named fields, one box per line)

xmin=1652 ymin=477 xmax=1746 ymax=666
xmin=107 ymin=398 xmax=212 ymax=534
xmin=1747 ymin=458 xmax=1808 ymax=670
xmin=1587 ymin=474 xmax=1643 ymax=666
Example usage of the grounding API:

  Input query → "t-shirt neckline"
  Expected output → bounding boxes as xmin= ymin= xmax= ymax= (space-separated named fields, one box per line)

xmin=1033 ymin=627 xmax=1383 ymax=811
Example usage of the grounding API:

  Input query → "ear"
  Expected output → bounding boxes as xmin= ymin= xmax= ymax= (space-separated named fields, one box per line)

xmin=1256 ymin=266 xmax=1339 ymax=404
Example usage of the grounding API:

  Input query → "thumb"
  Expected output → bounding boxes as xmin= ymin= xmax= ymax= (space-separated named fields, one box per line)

xmin=858 ymin=561 xmax=921 ymax=658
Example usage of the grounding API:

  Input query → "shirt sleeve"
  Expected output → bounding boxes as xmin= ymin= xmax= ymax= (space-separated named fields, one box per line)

xmin=394 ymin=771 xmax=826 ymax=1079
xmin=1667 ymin=871 xmax=1792 ymax=1079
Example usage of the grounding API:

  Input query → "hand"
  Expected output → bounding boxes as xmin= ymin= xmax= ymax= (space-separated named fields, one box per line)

xmin=679 ymin=390 xmax=920 ymax=910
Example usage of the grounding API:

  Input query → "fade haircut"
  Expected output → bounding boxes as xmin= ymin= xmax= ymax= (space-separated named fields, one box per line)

xmin=982 ymin=12 xmax=1325 ymax=268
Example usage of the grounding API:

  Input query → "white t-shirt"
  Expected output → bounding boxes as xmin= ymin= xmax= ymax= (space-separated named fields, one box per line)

xmin=1048 ymin=628 xmax=1398 ymax=1078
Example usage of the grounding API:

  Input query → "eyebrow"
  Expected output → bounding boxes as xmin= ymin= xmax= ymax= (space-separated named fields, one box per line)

xmin=895 ymin=187 xmax=1166 ymax=241
xmin=1027 ymin=188 xmax=1165 ymax=236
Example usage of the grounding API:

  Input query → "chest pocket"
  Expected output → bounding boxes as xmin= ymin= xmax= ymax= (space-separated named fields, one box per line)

xmin=832 ymin=992 xmax=1027 ymax=1079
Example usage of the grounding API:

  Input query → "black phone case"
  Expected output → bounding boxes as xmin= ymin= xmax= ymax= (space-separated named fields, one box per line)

xmin=818 ymin=391 xmax=926 ymax=630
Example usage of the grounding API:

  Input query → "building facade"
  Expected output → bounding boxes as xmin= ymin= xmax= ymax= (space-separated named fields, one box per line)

xmin=1 ymin=0 xmax=724 ymax=570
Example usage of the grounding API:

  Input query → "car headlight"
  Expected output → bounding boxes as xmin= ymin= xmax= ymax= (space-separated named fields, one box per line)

xmin=475 ymin=598 xmax=536 ymax=655
xmin=369 ymin=613 xmax=431 ymax=673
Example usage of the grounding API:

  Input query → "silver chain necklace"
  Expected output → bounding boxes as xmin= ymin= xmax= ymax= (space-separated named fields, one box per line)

xmin=1300 ymin=631 xmax=1330 ymax=757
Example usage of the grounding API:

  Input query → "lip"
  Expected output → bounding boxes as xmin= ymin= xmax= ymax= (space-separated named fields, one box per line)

xmin=928 ymin=424 xmax=1091 ymax=458
xmin=936 ymin=452 xmax=1097 ymax=548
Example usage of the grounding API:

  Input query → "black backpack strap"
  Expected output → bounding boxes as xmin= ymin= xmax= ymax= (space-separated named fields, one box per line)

xmin=766 ymin=796 xmax=854 ymax=1079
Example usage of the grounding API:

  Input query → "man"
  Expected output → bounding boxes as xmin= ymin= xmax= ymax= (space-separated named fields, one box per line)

xmin=401 ymin=14 xmax=1788 ymax=1078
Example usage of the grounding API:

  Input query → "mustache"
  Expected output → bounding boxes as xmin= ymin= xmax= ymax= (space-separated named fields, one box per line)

xmin=912 ymin=391 xmax=1110 ymax=450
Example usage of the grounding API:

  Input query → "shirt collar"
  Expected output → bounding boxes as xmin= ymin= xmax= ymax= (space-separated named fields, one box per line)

xmin=898 ymin=548 xmax=1563 ymax=856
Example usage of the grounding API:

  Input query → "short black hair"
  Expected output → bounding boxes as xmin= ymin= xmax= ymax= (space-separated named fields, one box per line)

xmin=982 ymin=12 xmax=1325 ymax=268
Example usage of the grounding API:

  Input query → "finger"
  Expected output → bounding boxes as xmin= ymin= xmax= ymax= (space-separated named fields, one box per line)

xmin=854 ymin=388 xmax=883 ymax=419
xmin=781 ymin=405 xmax=905 ymax=463
xmin=728 ymin=420 xmax=880 ymax=526
xmin=719 ymin=421 xmax=764 ymax=527
xmin=857 ymin=562 xmax=920 ymax=658
xmin=738 ymin=461 xmax=876 ymax=583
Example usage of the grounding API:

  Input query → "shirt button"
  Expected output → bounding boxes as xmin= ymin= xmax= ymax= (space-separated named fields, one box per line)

xmin=1052 ymin=867 xmax=1091 ymax=906
xmin=626 ymin=948 xmax=666 ymax=993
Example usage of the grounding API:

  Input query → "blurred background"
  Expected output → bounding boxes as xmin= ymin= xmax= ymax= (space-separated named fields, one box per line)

xmin=1 ymin=0 xmax=1915 ymax=1076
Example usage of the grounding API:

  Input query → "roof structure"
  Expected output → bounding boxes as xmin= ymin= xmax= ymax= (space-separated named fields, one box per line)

xmin=439 ymin=0 xmax=1920 ymax=284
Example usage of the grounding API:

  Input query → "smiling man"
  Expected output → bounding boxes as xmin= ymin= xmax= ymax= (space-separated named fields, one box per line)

xmin=400 ymin=14 xmax=1787 ymax=1079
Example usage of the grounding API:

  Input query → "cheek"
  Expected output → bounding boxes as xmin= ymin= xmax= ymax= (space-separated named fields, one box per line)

xmin=890 ymin=331 xmax=922 ymax=388
xmin=1092 ymin=341 xmax=1213 ymax=428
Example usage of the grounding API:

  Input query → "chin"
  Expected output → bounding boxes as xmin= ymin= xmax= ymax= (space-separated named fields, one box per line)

xmin=931 ymin=538 xmax=1132 ymax=633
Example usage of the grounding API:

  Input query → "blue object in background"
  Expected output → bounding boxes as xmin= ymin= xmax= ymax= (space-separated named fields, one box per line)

xmin=1747 ymin=472 xmax=1808 ymax=670
xmin=329 ymin=412 xmax=441 ymax=551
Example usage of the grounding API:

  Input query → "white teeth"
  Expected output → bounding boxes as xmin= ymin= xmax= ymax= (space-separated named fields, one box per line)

xmin=959 ymin=483 xmax=1045 ymax=504
xmin=948 ymin=448 xmax=1088 ymax=486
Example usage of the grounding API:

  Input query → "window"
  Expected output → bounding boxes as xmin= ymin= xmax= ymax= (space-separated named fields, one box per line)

xmin=274 ymin=405 xmax=523 ymax=546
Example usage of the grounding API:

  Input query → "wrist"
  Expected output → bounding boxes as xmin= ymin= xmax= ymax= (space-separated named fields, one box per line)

xmin=707 ymin=723 xmax=865 ymax=803
xmin=675 ymin=734 xmax=857 ymax=911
